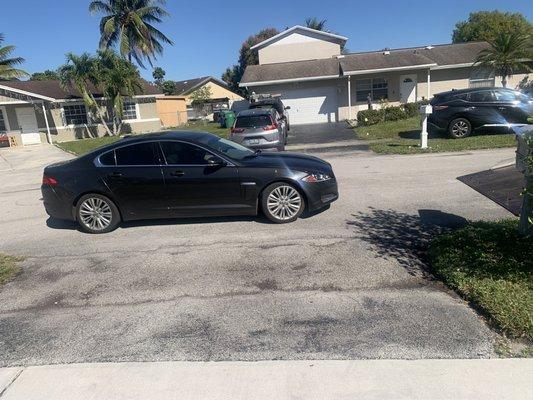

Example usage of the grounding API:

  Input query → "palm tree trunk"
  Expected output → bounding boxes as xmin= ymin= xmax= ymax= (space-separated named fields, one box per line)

xmin=501 ymin=77 xmax=507 ymax=88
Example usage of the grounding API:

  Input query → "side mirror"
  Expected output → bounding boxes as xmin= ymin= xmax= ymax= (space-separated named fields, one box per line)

xmin=207 ymin=157 xmax=226 ymax=167
xmin=284 ymin=106 xmax=291 ymax=110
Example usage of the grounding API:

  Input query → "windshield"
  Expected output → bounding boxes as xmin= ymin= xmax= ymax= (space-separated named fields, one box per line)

xmin=196 ymin=136 xmax=255 ymax=161
xmin=235 ymin=115 xmax=272 ymax=128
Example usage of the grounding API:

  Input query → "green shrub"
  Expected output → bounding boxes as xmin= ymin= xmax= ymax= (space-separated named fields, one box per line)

xmin=383 ymin=106 xmax=406 ymax=121
xmin=403 ymin=102 xmax=419 ymax=117
xmin=357 ymin=109 xmax=384 ymax=126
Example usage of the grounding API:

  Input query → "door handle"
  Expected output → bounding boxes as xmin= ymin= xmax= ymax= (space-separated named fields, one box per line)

xmin=498 ymin=107 xmax=506 ymax=110
xmin=170 ymin=170 xmax=185 ymax=177
xmin=108 ymin=172 xmax=123 ymax=177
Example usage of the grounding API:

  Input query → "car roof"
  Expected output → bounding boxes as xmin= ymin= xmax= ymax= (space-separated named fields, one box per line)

xmin=237 ymin=108 xmax=274 ymax=117
xmin=435 ymin=87 xmax=518 ymax=97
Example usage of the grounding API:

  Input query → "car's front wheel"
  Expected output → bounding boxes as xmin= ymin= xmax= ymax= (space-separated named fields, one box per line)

xmin=76 ymin=194 xmax=120 ymax=234
xmin=261 ymin=182 xmax=305 ymax=223
xmin=448 ymin=118 xmax=472 ymax=138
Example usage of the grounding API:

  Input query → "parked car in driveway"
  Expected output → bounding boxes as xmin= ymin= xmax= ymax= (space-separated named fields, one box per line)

xmin=41 ymin=132 xmax=338 ymax=233
xmin=230 ymin=108 xmax=287 ymax=151
xmin=429 ymin=88 xmax=533 ymax=138
xmin=249 ymin=94 xmax=291 ymax=131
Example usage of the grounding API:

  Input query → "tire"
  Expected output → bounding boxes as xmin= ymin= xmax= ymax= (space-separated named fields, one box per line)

xmin=261 ymin=182 xmax=305 ymax=223
xmin=76 ymin=193 xmax=121 ymax=234
xmin=448 ymin=118 xmax=472 ymax=138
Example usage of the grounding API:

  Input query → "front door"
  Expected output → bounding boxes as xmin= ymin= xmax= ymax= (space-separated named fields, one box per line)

xmin=101 ymin=142 xmax=167 ymax=219
xmin=400 ymin=75 xmax=417 ymax=103
xmin=15 ymin=107 xmax=41 ymax=145
xmin=158 ymin=141 xmax=244 ymax=216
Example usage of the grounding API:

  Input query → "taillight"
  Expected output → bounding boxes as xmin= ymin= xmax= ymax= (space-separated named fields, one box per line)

xmin=42 ymin=175 xmax=58 ymax=186
xmin=262 ymin=122 xmax=278 ymax=131
xmin=231 ymin=127 xmax=245 ymax=134
xmin=433 ymin=105 xmax=449 ymax=111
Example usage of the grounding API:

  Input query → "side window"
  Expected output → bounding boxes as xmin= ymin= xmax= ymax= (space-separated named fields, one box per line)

xmin=99 ymin=151 xmax=116 ymax=166
xmin=493 ymin=90 xmax=519 ymax=102
xmin=115 ymin=143 xmax=157 ymax=166
xmin=469 ymin=91 xmax=494 ymax=103
xmin=160 ymin=141 xmax=218 ymax=165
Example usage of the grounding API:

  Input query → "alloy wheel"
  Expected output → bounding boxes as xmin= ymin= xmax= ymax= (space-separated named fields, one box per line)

xmin=267 ymin=185 xmax=302 ymax=221
xmin=452 ymin=120 xmax=469 ymax=137
xmin=78 ymin=197 xmax=113 ymax=231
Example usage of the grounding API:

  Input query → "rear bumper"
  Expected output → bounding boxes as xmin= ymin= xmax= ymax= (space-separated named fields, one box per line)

xmin=41 ymin=186 xmax=75 ymax=221
xmin=302 ymin=179 xmax=339 ymax=212
xmin=230 ymin=130 xmax=283 ymax=149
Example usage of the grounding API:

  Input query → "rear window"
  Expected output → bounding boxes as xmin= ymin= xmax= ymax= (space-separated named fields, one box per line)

xmin=235 ymin=115 xmax=272 ymax=128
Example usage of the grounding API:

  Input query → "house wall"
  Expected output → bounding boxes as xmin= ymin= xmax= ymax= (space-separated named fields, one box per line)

xmin=0 ymin=94 xmax=162 ymax=143
xmin=258 ymin=32 xmax=341 ymax=65
xmin=184 ymin=81 xmax=243 ymax=105
xmin=156 ymin=97 xmax=187 ymax=127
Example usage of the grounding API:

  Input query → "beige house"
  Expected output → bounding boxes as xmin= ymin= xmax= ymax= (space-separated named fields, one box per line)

xmin=240 ymin=25 xmax=531 ymax=124
xmin=172 ymin=76 xmax=243 ymax=105
xmin=0 ymin=80 xmax=163 ymax=145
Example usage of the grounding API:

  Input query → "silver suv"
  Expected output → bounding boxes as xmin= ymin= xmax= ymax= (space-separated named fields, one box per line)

xmin=230 ymin=108 xmax=287 ymax=151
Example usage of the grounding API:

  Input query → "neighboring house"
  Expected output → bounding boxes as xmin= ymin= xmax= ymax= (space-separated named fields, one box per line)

xmin=240 ymin=25 xmax=531 ymax=125
xmin=0 ymin=80 xmax=163 ymax=145
xmin=155 ymin=96 xmax=187 ymax=128
xmin=172 ymin=76 xmax=243 ymax=104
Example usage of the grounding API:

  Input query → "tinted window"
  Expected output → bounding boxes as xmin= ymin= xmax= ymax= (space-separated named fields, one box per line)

xmin=115 ymin=143 xmax=157 ymax=166
xmin=99 ymin=151 xmax=115 ymax=166
xmin=493 ymin=90 xmax=527 ymax=102
xmin=469 ymin=91 xmax=494 ymax=102
xmin=160 ymin=141 xmax=218 ymax=165
xmin=235 ymin=115 xmax=272 ymax=128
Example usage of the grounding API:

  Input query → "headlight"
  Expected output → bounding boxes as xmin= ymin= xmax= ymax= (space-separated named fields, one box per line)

xmin=301 ymin=173 xmax=332 ymax=183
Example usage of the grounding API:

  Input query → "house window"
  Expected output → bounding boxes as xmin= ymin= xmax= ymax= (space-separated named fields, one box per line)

xmin=63 ymin=104 xmax=88 ymax=125
xmin=469 ymin=69 xmax=495 ymax=88
xmin=0 ymin=109 xmax=7 ymax=132
xmin=123 ymin=101 xmax=138 ymax=120
xmin=355 ymin=78 xmax=388 ymax=102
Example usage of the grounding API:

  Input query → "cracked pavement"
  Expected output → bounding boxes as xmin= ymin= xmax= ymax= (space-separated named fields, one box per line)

xmin=0 ymin=144 xmax=514 ymax=366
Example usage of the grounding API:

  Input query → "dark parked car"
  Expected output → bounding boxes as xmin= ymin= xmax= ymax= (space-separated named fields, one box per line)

xmin=429 ymin=88 xmax=533 ymax=138
xmin=250 ymin=95 xmax=291 ymax=131
xmin=230 ymin=108 xmax=287 ymax=151
xmin=42 ymin=132 xmax=338 ymax=233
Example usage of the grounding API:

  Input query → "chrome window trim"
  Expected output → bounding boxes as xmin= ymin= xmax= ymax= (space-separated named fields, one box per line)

xmin=94 ymin=139 xmax=236 ymax=168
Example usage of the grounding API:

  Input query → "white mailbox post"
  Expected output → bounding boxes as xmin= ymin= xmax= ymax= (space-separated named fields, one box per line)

xmin=420 ymin=104 xmax=432 ymax=149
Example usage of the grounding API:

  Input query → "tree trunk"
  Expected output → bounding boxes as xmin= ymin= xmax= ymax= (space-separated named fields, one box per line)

xmin=501 ymin=77 xmax=507 ymax=88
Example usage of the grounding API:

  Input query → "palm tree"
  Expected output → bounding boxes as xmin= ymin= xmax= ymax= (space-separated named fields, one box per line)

xmin=58 ymin=51 xmax=143 ymax=136
xmin=305 ymin=17 xmax=328 ymax=31
xmin=474 ymin=32 xmax=532 ymax=88
xmin=58 ymin=52 xmax=113 ymax=136
xmin=89 ymin=0 xmax=173 ymax=67
xmin=0 ymin=33 xmax=28 ymax=80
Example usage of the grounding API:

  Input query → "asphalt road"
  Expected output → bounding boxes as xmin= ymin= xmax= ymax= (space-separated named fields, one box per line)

xmin=0 ymin=144 xmax=514 ymax=367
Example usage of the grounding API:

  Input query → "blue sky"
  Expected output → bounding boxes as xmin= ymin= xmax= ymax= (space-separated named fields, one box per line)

xmin=1 ymin=0 xmax=532 ymax=82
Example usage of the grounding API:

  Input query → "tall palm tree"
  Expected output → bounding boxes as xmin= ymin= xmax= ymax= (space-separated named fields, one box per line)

xmin=305 ymin=17 xmax=328 ymax=31
xmin=0 ymin=33 xmax=28 ymax=80
xmin=89 ymin=0 xmax=173 ymax=67
xmin=474 ymin=32 xmax=532 ymax=87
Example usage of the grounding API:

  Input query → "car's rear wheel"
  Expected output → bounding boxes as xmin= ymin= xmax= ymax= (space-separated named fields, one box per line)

xmin=448 ymin=118 xmax=472 ymax=138
xmin=261 ymin=182 xmax=305 ymax=223
xmin=76 ymin=194 xmax=120 ymax=234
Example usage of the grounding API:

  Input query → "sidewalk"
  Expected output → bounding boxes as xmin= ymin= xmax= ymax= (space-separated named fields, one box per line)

xmin=1 ymin=359 xmax=531 ymax=399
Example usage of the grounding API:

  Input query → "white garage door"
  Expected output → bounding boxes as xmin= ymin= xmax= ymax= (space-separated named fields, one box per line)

xmin=281 ymin=87 xmax=338 ymax=125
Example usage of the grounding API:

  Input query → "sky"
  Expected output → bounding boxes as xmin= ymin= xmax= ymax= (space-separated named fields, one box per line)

xmin=1 ymin=0 xmax=532 ymax=82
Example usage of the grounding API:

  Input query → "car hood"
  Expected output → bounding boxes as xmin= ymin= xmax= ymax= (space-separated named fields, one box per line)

xmin=240 ymin=151 xmax=332 ymax=173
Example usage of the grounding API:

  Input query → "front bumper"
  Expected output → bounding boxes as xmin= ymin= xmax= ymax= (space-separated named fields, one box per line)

xmin=302 ymin=178 xmax=339 ymax=211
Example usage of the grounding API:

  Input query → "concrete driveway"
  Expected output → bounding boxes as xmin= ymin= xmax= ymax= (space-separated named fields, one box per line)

xmin=287 ymin=123 xmax=357 ymax=145
xmin=0 ymin=144 xmax=514 ymax=366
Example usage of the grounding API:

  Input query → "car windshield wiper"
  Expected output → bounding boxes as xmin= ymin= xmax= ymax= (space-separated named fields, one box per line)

xmin=243 ymin=149 xmax=262 ymax=159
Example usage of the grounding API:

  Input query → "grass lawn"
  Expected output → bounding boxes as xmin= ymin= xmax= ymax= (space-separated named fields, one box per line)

xmin=356 ymin=117 xmax=517 ymax=154
xmin=0 ymin=254 xmax=24 ymax=285
xmin=55 ymin=121 xmax=229 ymax=156
xmin=428 ymin=220 xmax=532 ymax=340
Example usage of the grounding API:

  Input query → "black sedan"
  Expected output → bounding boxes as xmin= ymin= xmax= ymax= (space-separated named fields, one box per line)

xmin=42 ymin=132 xmax=338 ymax=233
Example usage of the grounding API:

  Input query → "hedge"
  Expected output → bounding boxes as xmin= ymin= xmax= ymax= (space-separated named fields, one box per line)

xmin=356 ymin=101 xmax=425 ymax=126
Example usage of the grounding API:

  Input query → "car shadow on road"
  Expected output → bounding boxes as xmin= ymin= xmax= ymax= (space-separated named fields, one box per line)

xmin=346 ymin=208 xmax=468 ymax=278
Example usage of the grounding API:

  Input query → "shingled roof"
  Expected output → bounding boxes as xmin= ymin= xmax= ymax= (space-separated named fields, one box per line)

xmin=0 ymin=79 xmax=162 ymax=101
xmin=171 ymin=76 xmax=232 ymax=96
xmin=240 ymin=41 xmax=491 ymax=85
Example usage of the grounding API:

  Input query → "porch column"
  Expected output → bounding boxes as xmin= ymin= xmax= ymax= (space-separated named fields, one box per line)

xmin=41 ymin=101 xmax=52 ymax=144
xmin=347 ymin=76 xmax=352 ymax=120
xmin=427 ymin=68 xmax=431 ymax=100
